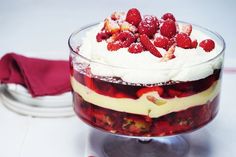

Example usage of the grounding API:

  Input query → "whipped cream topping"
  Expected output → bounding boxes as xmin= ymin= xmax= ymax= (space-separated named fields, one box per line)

xmin=78 ymin=23 xmax=223 ymax=84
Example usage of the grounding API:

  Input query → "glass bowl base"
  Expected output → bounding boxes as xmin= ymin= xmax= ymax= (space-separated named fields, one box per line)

xmin=103 ymin=135 xmax=189 ymax=157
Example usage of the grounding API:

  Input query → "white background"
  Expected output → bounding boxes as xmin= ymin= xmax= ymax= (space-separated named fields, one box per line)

xmin=0 ymin=0 xmax=236 ymax=157
xmin=0 ymin=0 xmax=236 ymax=59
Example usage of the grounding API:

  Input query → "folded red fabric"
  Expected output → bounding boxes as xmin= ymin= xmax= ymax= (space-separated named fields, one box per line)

xmin=0 ymin=53 xmax=71 ymax=97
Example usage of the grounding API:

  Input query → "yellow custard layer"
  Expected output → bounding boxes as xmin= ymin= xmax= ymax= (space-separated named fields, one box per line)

xmin=71 ymin=77 xmax=220 ymax=118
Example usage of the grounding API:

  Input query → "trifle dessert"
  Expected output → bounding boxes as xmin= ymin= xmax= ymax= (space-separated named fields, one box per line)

xmin=69 ymin=8 xmax=224 ymax=137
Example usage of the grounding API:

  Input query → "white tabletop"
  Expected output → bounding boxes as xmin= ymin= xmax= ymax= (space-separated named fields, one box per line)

xmin=1 ymin=0 xmax=236 ymax=157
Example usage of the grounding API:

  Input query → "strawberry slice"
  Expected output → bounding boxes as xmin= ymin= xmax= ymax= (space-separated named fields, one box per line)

xmin=140 ymin=34 xmax=162 ymax=58
xmin=136 ymin=86 xmax=164 ymax=97
xmin=84 ymin=75 xmax=96 ymax=91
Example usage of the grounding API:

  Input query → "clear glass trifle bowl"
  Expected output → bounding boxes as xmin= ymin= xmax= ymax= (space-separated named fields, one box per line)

xmin=68 ymin=10 xmax=225 ymax=157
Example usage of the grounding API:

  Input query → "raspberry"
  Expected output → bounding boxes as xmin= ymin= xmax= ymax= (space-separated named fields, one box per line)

xmin=199 ymin=39 xmax=215 ymax=52
xmin=128 ymin=43 xmax=144 ymax=53
xmin=107 ymin=41 xmax=122 ymax=51
xmin=160 ymin=19 xmax=177 ymax=38
xmin=96 ymin=31 xmax=111 ymax=42
xmin=115 ymin=31 xmax=136 ymax=47
xmin=144 ymin=15 xmax=159 ymax=27
xmin=176 ymin=33 xmax=192 ymax=49
xmin=138 ymin=15 xmax=159 ymax=38
xmin=191 ymin=39 xmax=198 ymax=48
xmin=166 ymin=37 xmax=176 ymax=50
xmin=134 ymin=33 xmax=140 ymax=40
xmin=125 ymin=8 xmax=142 ymax=27
xmin=140 ymin=34 xmax=162 ymax=58
xmin=83 ymin=73 xmax=101 ymax=94
xmin=161 ymin=13 xmax=176 ymax=22
xmin=181 ymin=24 xmax=192 ymax=36
xmin=154 ymin=36 xmax=169 ymax=50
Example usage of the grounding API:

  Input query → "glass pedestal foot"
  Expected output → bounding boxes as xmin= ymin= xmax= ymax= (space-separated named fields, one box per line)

xmin=103 ymin=135 xmax=189 ymax=157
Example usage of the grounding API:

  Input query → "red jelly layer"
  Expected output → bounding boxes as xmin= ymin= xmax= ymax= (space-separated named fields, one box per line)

xmin=74 ymin=93 xmax=219 ymax=136
xmin=71 ymin=68 xmax=221 ymax=99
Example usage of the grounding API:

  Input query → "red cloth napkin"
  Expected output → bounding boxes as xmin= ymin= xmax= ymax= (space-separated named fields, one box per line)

xmin=0 ymin=53 xmax=71 ymax=97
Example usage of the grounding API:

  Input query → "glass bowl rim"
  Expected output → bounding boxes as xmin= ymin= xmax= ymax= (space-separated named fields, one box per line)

xmin=68 ymin=21 xmax=225 ymax=70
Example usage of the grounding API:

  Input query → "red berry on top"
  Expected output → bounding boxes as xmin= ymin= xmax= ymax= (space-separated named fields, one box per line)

xmin=191 ymin=39 xmax=198 ymax=48
xmin=176 ymin=33 xmax=192 ymax=49
xmin=107 ymin=41 xmax=122 ymax=51
xmin=125 ymin=8 xmax=142 ymax=27
xmin=140 ymin=34 xmax=162 ymax=58
xmin=96 ymin=31 xmax=111 ymax=42
xmin=199 ymin=39 xmax=215 ymax=52
xmin=160 ymin=19 xmax=177 ymax=38
xmin=161 ymin=13 xmax=176 ymax=22
xmin=115 ymin=31 xmax=136 ymax=47
xmin=143 ymin=15 xmax=159 ymax=28
xmin=138 ymin=15 xmax=159 ymax=38
xmin=154 ymin=36 xmax=169 ymax=50
xmin=128 ymin=43 xmax=144 ymax=53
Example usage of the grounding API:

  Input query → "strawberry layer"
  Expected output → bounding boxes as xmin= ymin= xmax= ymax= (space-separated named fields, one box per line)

xmin=74 ymin=93 xmax=219 ymax=136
